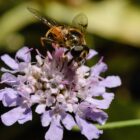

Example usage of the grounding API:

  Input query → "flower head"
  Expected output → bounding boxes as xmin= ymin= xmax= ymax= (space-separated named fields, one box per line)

xmin=0 ymin=46 xmax=121 ymax=140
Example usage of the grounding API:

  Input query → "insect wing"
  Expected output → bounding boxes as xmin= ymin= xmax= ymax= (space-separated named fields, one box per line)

xmin=27 ymin=7 xmax=57 ymax=27
xmin=72 ymin=13 xmax=88 ymax=32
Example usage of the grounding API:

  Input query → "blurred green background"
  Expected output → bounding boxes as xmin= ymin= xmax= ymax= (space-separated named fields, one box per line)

xmin=0 ymin=0 xmax=140 ymax=140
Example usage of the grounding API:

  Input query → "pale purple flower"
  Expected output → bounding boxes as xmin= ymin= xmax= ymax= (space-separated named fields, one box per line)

xmin=0 ymin=46 xmax=121 ymax=140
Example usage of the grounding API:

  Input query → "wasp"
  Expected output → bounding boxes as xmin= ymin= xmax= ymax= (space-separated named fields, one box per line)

xmin=27 ymin=7 xmax=89 ymax=65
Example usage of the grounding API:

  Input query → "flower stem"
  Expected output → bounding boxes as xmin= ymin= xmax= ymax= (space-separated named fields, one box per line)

xmin=73 ymin=119 xmax=140 ymax=131
xmin=96 ymin=119 xmax=140 ymax=130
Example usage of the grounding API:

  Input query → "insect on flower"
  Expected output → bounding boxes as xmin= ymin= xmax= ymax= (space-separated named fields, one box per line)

xmin=27 ymin=7 xmax=89 ymax=65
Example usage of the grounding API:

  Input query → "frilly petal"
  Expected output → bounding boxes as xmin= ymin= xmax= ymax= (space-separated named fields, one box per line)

xmin=0 ymin=67 xmax=17 ymax=73
xmin=86 ymin=49 xmax=98 ymax=60
xmin=18 ymin=108 xmax=32 ymax=124
xmin=91 ymin=61 xmax=107 ymax=76
xmin=1 ymin=73 xmax=19 ymax=86
xmin=0 ymin=88 xmax=18 ymax=107
xmin=1 ymin=107 xmax=25 ymax=126
xmin=100 ymin=76 xmax=121 ymax=88
xmin=88 ymin=109 xmax=108 ymax=125
xmin=16 ymin=47 xmax=31 ymax=63
xmin=0 ymin=89 xmax=6 ymax=100
xmin=86 ymin=93 xmax=114 ymax=109
xmin=88 ymin=86 xmax=105 ymax=97
xmin=18 ymin=62 xmax=30 ymax=71
xmin=53 ymin=47 xmax=64 ymax=59
xmin=35 ymin=104 xmax=46 ymax=114
xmin=30 ymin=95 xmax=40 ymax=103
xmin=62 ymin=114 xmax=76 ymax=130
xmin=78 ymin=102 xmax=108 ymax=125
xmin=76 ymin=115 xmax=103 ymax=140
xmin=2 ymin=93 xmax=18 ymax=107
xmin=1 ymin=54 xmax=18 ymax=70
xmin=77 ymin=65 xmax=90 ymax=75
xmin=45 ymin=117 xmax=63 ymax=140
xmin=41 ymin=111 xmax=52 ymax=127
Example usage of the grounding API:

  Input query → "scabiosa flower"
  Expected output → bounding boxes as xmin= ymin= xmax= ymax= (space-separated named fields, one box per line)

xmin=0 ymin=46 xmax=121 ymax=140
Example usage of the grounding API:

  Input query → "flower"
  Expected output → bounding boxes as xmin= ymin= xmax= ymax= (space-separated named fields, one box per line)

xmin=0 ymin=46 xmax=121 ymax=140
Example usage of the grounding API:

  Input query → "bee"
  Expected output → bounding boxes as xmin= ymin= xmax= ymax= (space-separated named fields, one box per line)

xmin=27 ymin=7 xmax=89 ymax=65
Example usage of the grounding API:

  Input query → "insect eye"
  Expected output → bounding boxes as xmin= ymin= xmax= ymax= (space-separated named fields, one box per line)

xmin=68 ymin=30 xmax=81 ymax=45
xmin=72 ymin=36 xmax=79 ymax=44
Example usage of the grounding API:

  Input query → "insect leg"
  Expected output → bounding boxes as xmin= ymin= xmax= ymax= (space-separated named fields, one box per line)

xmin=68 ymin=58 xmax=74 ymax=66
xmin=40 ymin=37 xmax=54 ymax=47
xmin=64 ymin=49 xmax=70 ymax=55
xmin=62 ymin=49 xmax=70 ymax=60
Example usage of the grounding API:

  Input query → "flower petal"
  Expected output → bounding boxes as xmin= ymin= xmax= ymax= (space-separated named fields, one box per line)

xmin=1 ymin=73 xmax=19 ymax=86
xmin=86 ymin=93 xmax=114 ymax=109
xmin=76 ymin=115 xmax=103 ymax=140
xmin=53 ymin=48 xmax=64 ymax=59
xmin=91 ymin=62 xmax=107 ymax=76
xmin=41 ymin=111 xmax=52 ymax=127
xmin=35 ymin=104 xmax=46 ymax=114
xmin=16 ymin=47 xmax=31 ymax=62
xmin=0 ymin=67 xmax=16 ymax=73
xmin=30 ymin=94 xmax=40 ymax=103
xmin=62 ymin=114 xmax=76 ymax=130
xmin=18 ymin=108 xmax=32 ymax=124
xmin=99 ymin=76 xmax=121 ymax=88
xmin=0 ymin=89 xmax=8 ymax=100
xmin=86 ymin=49 xmax=98 ymax=60
xmin=2 ymin=90 xmax=18 ymax=107
xmin=18 ymin=62 xmax=29 ymax=71
xmin=1 ymin=107 xmax=25 ymax=126
xmin=78 ymin=102 xmax=108 ymax=125
xmin=87 ymin=108 xmax=108 ymax=125
xmin=77 ymin=65 xmax=90 ymax=75
xmin=3 ymin=88 xmax=17 ymax=98
xmin=1 ymin=54 xmax=18 ymax=70
xmin=45 ymin=117 xmax=63 ymax=140
xmin=89 ymin=86 xmax=105 ymax=96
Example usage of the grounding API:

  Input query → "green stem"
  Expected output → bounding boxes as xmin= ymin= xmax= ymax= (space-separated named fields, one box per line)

xmin=73 ymin=119 xmax=140 ymax=131
xmin=96 ymin=119 xmax=140 ymax=130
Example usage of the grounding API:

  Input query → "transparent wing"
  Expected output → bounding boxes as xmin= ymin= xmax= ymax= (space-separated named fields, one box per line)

xmin=72 ymin=13 xmax=88 ymax=32
xmin=27 ymin=7 xmax=57 ymax=27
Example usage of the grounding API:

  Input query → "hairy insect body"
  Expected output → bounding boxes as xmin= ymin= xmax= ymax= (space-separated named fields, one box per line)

xmin=28 ymin=7 xmax=89 ymax=65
